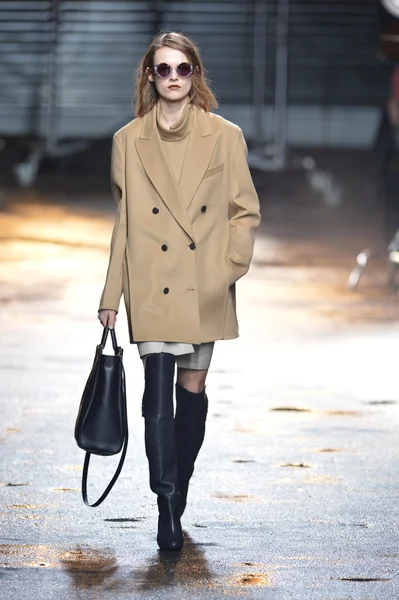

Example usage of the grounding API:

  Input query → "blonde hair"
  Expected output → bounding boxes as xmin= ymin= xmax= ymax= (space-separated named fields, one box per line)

xmin=135 ymin=31 xmax=218 ymax=117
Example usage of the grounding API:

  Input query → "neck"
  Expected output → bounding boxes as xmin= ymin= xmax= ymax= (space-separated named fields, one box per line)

xmin=157 ymin=97 xmax=190 ymax=129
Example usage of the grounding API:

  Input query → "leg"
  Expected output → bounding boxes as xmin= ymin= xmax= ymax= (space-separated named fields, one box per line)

xmin=177 ymin=368 xmax=208 ymax=393
xmin=142 ymin=353 xmax=183 ymax=550
xmin=175 ymin=367 xmax=209 ymax=516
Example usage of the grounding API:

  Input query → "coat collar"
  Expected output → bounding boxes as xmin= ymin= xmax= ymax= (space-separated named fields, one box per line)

xmin=139 ymin=102 xmax=215 ymax=139
xmin=135 ymin=104 xmax=217 ymax=239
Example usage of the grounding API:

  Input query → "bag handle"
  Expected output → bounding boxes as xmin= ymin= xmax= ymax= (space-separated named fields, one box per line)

xmin=100 ymin=325 xmax=120 ymax=355
xmin=81 ymin=341 xmax=128 ymax=508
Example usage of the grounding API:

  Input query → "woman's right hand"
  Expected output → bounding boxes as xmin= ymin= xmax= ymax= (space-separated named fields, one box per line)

xmin=98 ymin=309 xmax=117 ymax=329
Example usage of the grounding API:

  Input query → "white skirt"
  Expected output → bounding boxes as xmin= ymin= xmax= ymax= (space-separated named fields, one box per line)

xmin=137 ymin=341 xmax=214 ymax=370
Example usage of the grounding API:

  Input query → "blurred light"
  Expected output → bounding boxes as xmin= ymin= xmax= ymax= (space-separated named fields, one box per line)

xmin=381 ymin=0 xmax=399 ymax=18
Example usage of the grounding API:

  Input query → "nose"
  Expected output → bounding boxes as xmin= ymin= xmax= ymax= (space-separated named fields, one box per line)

xmin=169 ymin=67 xmax=179 ymax=80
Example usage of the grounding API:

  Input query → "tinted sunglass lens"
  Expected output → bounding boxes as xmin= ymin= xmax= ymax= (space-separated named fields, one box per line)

xmin=156 ymin=63 xmax=170 ymax=78
xmin=177 ymin=63 xmax=192 ymax=77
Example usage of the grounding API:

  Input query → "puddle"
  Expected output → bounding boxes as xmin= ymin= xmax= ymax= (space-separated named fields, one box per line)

xmin=270 ymin=407 xmax=363 ymax=417
xmin=323 ymin=410 xmax=362 ymax=416
xmin=337 ymin=576 xmax=391 ymax=582
xmin=237 ymin=573 xmax=271 ymax=586
xmin=213 ymin=493 xmax=260 ymax=503
xmin=232 ymin=459 xmax=256 ymax=463
xmin=103 ymin=517 xmax=144 ymax=523
xmin=280 ymin=463 xmax=312 ymax=468
xmin=8 ymin=505 xmax=46 ymax=510
xmin=366 ymin=400 xmax=397 ymax=405
xmin=270 ymin=407 xmax=312 ymax=413
xmin=1 ymin=482 xmax=29 ymax=487
xmin=339 ymin=522 xmax=371 ymax=528
xmin=0 ymin=544 xmax=60 ymax=568
xmin=314 ymin=448 xmax=345 ymax=453
xmin=61 ymin=547 xmax=118 ymax=588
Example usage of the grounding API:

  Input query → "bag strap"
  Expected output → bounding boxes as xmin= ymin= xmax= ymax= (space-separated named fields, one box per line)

xmin=81 ymin=359 xmax=128 ymax=508
xmin=81 ymin=436 xmax=128 ymax=507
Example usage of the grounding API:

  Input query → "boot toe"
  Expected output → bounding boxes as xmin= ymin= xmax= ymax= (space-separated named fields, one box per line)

xmin=157 ymin=534 xmax=184 ymax=551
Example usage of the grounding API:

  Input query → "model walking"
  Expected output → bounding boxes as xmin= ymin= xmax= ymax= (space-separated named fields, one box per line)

xmin=98 ymin=31 xmax=260 ymax=550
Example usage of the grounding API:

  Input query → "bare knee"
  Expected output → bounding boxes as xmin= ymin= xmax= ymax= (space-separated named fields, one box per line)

xmin=177 ymin=368 xmax=208 ymax=393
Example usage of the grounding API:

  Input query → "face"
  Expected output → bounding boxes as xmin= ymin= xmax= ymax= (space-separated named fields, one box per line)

xmin=148 ymin=47 xmax=193 ymax=104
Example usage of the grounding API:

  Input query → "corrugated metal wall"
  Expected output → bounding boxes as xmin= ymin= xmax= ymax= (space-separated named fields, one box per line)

xmin=0 ymin=0 xmax=392 ymax=144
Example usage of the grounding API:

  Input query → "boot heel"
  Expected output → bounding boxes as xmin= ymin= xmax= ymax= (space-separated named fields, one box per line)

xmin=157 ymin=497 xmax=184 ymax=550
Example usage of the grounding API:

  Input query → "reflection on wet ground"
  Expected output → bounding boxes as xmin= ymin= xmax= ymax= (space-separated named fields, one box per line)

xmin=0 ymin=537 xmax=273 ymax=594
xmin=61 ymin=546 xmax=119 ymax=589
xmin=1 ymin=184 xmax=399 ymax=598
xmin=133 ymin=534 xmax=213 ymax=591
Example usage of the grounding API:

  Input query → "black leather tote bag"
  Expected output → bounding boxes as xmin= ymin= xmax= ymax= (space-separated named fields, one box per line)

xmin=75 ymin=326 xmax=128 ymax=507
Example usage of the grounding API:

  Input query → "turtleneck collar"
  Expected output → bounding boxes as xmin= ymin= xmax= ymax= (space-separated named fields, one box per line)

xmin=156 ymin=102 xmax=192 ymax=142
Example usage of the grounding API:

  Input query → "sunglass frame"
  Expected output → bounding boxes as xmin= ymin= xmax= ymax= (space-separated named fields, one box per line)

xmin=153 ymin=62 xmax=194 ymax=79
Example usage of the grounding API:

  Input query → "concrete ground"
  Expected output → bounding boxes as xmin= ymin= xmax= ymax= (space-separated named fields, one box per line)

xmin=1 ymin=150 xmax=399 ymax=599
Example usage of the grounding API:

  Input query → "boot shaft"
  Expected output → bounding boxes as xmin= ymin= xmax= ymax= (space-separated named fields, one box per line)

xmin=142 ymin=353 xmax=176 ymax=418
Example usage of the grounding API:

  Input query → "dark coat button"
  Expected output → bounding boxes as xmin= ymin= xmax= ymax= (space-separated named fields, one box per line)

xmin=152 ymin=207 xmax=159 ymax=214
xmin=161 ymin=244 xmax=168 ymax=251
xmin=189 ymin=242 xmax=196 ymax=250
xmin=201 ymin=205 xmax=207 ymax=213
xmin=163 ymin=287 xmax=169 ymax=294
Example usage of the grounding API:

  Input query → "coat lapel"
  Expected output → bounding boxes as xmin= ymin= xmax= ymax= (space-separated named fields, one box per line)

xmin=179 ymin=108 xmax=217 ymax=209
xmin=135 ymin=104 xmax=217 ymax=235
xmin=135 ymin=106 xmax=195 ymax=240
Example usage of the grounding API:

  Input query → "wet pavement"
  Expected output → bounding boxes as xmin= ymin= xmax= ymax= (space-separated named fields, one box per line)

xmin=1 ymin=158 xmax=399 ymax=599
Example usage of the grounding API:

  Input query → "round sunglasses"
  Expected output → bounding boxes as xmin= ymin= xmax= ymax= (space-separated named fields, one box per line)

xmin=153 ymin=62 xmax=193 ymax=79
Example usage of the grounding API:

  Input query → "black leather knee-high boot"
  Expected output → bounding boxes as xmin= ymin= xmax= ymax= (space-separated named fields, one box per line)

xmin=175 ymin=383 xmax=208 ymax=516
xmin=142 ymin=353 xmax=183 ymax=551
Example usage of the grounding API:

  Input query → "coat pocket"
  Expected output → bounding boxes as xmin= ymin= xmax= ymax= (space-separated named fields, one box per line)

xmin=203 ymin=163 xmax=224 ymax=179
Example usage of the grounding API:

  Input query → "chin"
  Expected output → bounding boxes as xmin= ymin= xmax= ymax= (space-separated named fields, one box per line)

xmin=162 ymin=93 xmax=189 ymax=103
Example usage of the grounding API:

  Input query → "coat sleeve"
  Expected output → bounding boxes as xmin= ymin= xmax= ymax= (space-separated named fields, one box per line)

xmin=227 ymin=127 xmax=261 ymax=286
xmin=98 ymin=134 xmax=127 ymax=312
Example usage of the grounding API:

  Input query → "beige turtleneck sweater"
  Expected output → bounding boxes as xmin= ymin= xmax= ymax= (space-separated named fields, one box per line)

xmin=156 ymin=102 xmax=192 ymax=190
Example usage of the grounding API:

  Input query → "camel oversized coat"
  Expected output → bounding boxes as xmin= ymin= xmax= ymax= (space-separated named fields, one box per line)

xmin=99 ymin=104 xmax=261 ymax=344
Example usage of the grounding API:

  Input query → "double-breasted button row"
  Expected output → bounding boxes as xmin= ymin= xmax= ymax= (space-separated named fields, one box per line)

xmin=154 ymin=205 xmax=206 ymax=214
xmin=161 ymin=243 xmax=195 ymax=251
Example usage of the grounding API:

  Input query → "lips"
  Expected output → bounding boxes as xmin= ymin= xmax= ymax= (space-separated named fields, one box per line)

xmin=168 ymin=85 xmax=181 ymax=90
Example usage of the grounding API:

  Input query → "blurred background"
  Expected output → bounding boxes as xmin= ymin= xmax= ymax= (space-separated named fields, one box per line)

xmin=2 ymin=0 xmax=399 ymax=317
xmin=0 ymin=1 xmax=398 ymax=174
xmin=0 ymin=1 xmax=398 ymax=182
